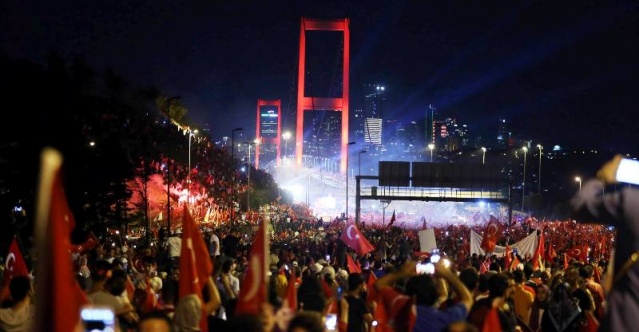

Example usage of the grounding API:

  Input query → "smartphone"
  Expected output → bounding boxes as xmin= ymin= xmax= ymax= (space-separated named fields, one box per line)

xmin=325 ymin=313 xmax=338 ymax=331
xmin=325 ymin=254 xmax=331 ymax=261
xmin=416 ymin=262 xmax=435 ymax=275
xmin=80 ymin=305 xmax=116 ymax=332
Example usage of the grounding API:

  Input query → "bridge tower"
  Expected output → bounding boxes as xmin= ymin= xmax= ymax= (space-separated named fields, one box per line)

xmin=295 ymin=17 xmax=350 ymax=175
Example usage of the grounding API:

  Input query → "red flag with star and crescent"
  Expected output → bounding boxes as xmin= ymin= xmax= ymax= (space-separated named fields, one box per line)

xmin=34 ymin=148 xmax=89 ymax=332
xmin=179 ymin=206 xmax=214 ymax=332
xmin=1 ymin=238 xmax=29 ymax=301
xmin=481 ymin=215 xmax=503 ymax=253
xmin=236 ymin=219 xmax=270 ymax=315
xmin=340 ymin=222 xmax=375 ymax=256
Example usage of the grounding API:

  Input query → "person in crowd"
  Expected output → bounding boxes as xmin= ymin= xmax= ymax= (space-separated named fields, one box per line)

xmin=540 ymin=283 xmax=582 ymax=332
xmin=0 ymin=276 xmax=34 ymax=332
xmin=286 ymin=311 xmax=325 ymax=332
xmin=407 ymin=260 xmax=474 ymax=332
xmin=174 ymin=294 xmax=202 ymax=332
xmin=529 ymin=283 xmax=549 ymax=332
xmin=167 ymin=230 xmax=182 ymax=269
xmin=297 ymin=273 xmax=326 ymax=313
xmin=138 ymin=310 xmax=174 ymax=332
xmin=511 ymin=269 xmax=534 ymax=326
xmin=569 ymin=156 xmax=639 ymax=331
xmin=222 ymin=229 xmax=241 ymax=260
xmin=579 ymin=264 xmax=604 ymax=320
xmin=467 ymin=273 xmax=518 ymax=331
xmin=342 ymin=273 xmax=373 ymax=332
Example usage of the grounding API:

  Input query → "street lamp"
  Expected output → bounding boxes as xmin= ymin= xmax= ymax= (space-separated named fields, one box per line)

xmin=244 ymin=139 xmax=259 ymax=212
xmin=230 ymin=127 xmax=243 ymax=224
xmin=575 ymin=176 xmax=582 ymax=191
xmin=481 ymin=147 xmax=486 ymax=164
xmin=358 ymin=150 xmax=367 ymax=176
xmin=187 ymin=129 xmax=198 ymax=200
xmin=282 ymin=131 xmax=291 ymax=160
xmin=522 ymin=146 xmax=528 ymax=211
xmin=345 ymin=141 xmax=356 ymax=219
xmin=428 ymin=143 xmax=435 ymax=162
xmin=537 ymin=144 xmax=543 ymax=194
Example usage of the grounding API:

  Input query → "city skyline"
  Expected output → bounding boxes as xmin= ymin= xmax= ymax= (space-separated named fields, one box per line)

xmin=2 ymin=1 xmax=637 ymax=152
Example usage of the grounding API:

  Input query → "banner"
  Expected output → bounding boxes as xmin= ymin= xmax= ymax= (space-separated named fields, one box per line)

xmin=470 ymin=230 xmax=538 ymax=258
xmin=418 ymin=229 xmax=437 ymax=253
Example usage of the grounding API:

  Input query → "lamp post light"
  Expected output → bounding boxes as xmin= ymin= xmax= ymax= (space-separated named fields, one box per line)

xmin=282 ymin=131 xmax=291 ymax=160
xmin=244 ymin=139 xmax=259 ymax=212
xmin=481 ymin=147 xmax=486 ymax=164
xmin=345 ymin=141 xmax=356 ymax=219
xmin=187 ymin=129 xmax=198 ymax=201
xmin=521 ymin=146 xmax=528 ymax=211
xmin=537 ymin=144 xmax=543 ymax=194
xmin=358 ymin=150 xmax=367 ymax=176
xmin=428 ymin=143 xmax=435 ymax=162
xmin=575 ymin=176 xmax=582 ymax=191
xmin=230 ymin=127 xmax=243 ymax=224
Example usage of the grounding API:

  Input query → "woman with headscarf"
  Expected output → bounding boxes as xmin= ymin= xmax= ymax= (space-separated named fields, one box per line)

xmin=541 ymin=283 xmax=582 ymax=332
xmin=529 ymin=284 xmax=550 ymax=332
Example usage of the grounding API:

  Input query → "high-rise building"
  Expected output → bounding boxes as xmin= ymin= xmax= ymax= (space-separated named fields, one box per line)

xmin=363 ymin=84 xmax=387 ymax=119
xmin=364 ymin=117 xmax=382 ymax=145
xmin=496 ymin=118 xmax=511 ymax=148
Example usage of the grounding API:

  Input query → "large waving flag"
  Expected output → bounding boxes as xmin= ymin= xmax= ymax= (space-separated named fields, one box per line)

xmin=1 ymin=238 xmax=29 ymax=301
xmin=340 ymin=222 xmax=375 ymax=256
xmin=532 ymin=232 xmax=545 ymax=271
xmin=34 ymin=148 xmax=88 ymax=332
xmin=236 ymin=219 xmax=270 ymax=315
xmin=480 ymin=215 xmax=503 ymax=253
xmin=179 ymin=206 xmax=214 ymax=331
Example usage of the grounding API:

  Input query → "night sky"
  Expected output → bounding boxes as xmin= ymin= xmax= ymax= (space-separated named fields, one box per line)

xmin=2 ymin=0 xmax=638 ymax=152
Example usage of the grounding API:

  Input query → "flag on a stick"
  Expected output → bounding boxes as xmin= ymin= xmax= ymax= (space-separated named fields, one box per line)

xmin=34 ymin=148 xmax=88 ymax=332
xmin=387 ymin=210 xmax=396 ymax=228
xmin=340 ymin=222 xmax=375 ymax=256
xmin=179 ymin=206 xmax=214 ymax=331
xmin=1 ymin=238 xmax=29 ymax=301
xmin=346 ymin=254 xmax=362 ymax=274
xmin=281 ymin=268 xmax=297 ymax=311
xmin=480 ymin=215 xmax=502 ymax=253
xmin=236 ymin=219 xmax=270 ymax=315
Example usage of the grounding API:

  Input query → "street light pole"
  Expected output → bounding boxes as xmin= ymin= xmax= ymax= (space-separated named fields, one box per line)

xmin=428 ymin=143 xmax=435 ymax=162
xmin=282 ymin=131 xmax=291 ymax=162
xmin=481 ymin=147 xmax=486 ymax=164
xmin=187 ymin=129 xmax=198 ymax=201
xmin=345 ymin=142 xmax=356 ymax=220
xmin=230 ymin=127 xmax=243 ymax=224
xmin=244 ymin=140 xmax=259 ymax=212
xmin=358 ymin=150 xmax=367 ymax=176
xmin=537 ymin=144 xmax=543 ymax=194
xmin=522 ymin=146 xmax=528 ymax=211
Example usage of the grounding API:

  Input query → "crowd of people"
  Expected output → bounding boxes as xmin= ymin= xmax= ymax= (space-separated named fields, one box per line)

xmin=0 ymin=158 xmax=637 ymax=331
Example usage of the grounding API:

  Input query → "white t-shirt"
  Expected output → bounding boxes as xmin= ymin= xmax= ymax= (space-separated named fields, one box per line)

xmin=209 ymin=234 xmax=220 ymax=256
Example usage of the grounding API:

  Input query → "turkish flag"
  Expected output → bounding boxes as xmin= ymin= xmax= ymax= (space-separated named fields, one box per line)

xmin=566 ymin=246 xmax=588 ymax=263
xmin=71 ymin=232 xmax=99 ymax=253
xmin=504 ymin=244 xmax=512 ymax=270
xmin=281 ymin=268 xmax=297 ymax=311
xmin=236 ymin=219 xmax=270 ymax=315
xmin=34 ymin=149 xmax=88 ymax=332
xmin=532 ymin=232 xmax=545 ymax=271
xmin=340 ymin=222 xmax=375 ymax=256
xmin=179 ymin=206 xmax=213 ymax=331
xmin=481 ymin=215 xmax=503 ymax=253
xmin=546 ymin=243 xmax=557 ymax=262
xmin=346 ymin=254 xmax=362 ymax=274
xmin=1 ymin=238 xmax=29 ymax=301
xmin=387 ymin=210 xmax=396 ymax=228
